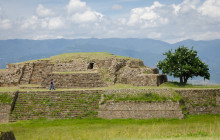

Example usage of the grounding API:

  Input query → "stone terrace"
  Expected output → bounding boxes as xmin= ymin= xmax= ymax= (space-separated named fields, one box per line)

xmin=0 ymin=52 xmax=167 ymax=88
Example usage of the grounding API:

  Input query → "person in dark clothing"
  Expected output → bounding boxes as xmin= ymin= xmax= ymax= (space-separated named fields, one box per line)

xmin=49 ymin=79 xmax=55 ymax=90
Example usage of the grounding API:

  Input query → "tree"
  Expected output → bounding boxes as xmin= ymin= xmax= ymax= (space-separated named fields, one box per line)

xmin=157 ymin=46 xmax=210 ymax=85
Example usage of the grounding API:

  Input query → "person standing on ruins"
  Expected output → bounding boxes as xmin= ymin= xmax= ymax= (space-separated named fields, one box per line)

xmin=49 ymin=79 xmax=55 ymax=90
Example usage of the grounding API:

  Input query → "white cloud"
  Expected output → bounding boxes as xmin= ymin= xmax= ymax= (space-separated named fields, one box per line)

xmin=0 ymin=19 xmax=12 ymax=30
xmin=66 ymin=0 xmax=104 ymax=24
xmin=71 ymin=11 xmax=103 ymax=23
xmin=198 ymin=0 xmax=220 ymax=18
xmin=112 ymin=4 xmax=123 ymax=10
xmin=1 ymin=0 xmax=220 ymax=43
xmin=21 ymin=16 xmax=39 ymax=29
xmin=21 ymin=3 xmax=64 ymax=30
xmin=66 ymin=0 xmax=87 ymax=14
xmin=172 ymin=4 xmax=181 ymax=15
xmin=172 ymin=0 xmax=200 ymax=15
xmin=192 ymin=31 xmax=220 ymax=40
xmin=48 ymin=17 xmax=64 ymax=29
xmin=36 ymin=4 xmax=54 ymax=17
xmin=126 ymin=1 xmax=167 ymax=27
xmin=0 ymin=7 xmax=12 ymax=30
xmin=179 ymin=0 xmax=200 ymax=13
xmin=21 ymin=16 xmax=64 ymax=30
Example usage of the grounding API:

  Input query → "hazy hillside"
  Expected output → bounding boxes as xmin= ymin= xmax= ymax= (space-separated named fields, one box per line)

xmin=0 ymin=38 xmax=219 ymax=84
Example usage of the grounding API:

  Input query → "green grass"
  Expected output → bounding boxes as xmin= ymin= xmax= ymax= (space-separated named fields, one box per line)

xmin=160 ymin=82 xmax=220 ymax=89
xmin=0 ymin=93 xmax=13 ymax=103
xmin=0 ymin=87 xmax=19 ymax=92
xmin=15 ymin=52 xmax=140 ymax=64
xmin=101 ymin=92 xmax=182 ymax=104
xmin=0 ymin=114 xmax=220 ymax=140
xmin=19 ymin=84 xmax=42 ymax=88
xmin=49 ymin=52 xmax=139 ymax=62
xmin=1 ymin=82 xmax=220 ymax=92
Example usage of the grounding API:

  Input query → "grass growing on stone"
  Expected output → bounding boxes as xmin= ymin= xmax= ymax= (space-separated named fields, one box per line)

xmin=49 ymin=52 xmax=139 ymax=62
xmin=0 ymin=93 xmax=13 ymax=103
xmin=160 ymin=82 xmax=220 ymax=89
xmin=17 ymin=52 xmax=140 ymax=64
xmin=0 ymin=87 xmax=19 ymax=92
xmin=0 ymin=114 xmax=220 ymax=140
xmin=100 ymin=83 xmax=159 ymax=90
xmin=101 ymin=92 xmax=182 ymax=104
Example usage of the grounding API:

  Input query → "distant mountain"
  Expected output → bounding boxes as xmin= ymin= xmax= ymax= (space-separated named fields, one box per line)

xmin=0 ymin=38 xmax=219 ymax=84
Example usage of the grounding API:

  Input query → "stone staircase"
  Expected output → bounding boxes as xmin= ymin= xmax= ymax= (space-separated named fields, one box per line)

xmin=9 ymin=90 xmax=101 ymax=122
xmin=19 ymin=64 xmax=34 ymax=85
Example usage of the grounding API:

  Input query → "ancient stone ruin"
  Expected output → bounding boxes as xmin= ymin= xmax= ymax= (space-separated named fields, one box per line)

xmin=0 ymin=52 xmax=167 ymax=88
xmin=1 ymin=53 xmax=220 ymax=123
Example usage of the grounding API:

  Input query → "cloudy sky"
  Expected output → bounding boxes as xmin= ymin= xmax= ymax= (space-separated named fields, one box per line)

xmin=0 ymin=0 xmax=220 ymax=43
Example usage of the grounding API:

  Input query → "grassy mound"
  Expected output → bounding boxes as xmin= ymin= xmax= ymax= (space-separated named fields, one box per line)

xmin=17 ymin=52 xmax=140 ymax=64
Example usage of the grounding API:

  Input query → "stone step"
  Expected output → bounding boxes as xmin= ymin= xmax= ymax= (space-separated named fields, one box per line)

xmin=10 ymin=92 xmax=100 ymax=122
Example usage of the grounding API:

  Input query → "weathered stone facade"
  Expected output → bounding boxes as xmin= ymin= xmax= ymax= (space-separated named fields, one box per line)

xmin=0 ymin=92 xmax=17 ymax=123
xmin=98 ymin=101 xmax=184 ymax=119
xmin=176 ymin=89 xmax=220 ymax=114
xmin=0 ymin=53 xmax=167 ymax=88
xmin=42 ymin=73 xmax=106 ymax=88
xmin=0 ymin=103 xmax=11 ymax=123
xmin=0 ymin=60 xmax=53 ymax=87
xmin=1 ymin=89 xmax=219 ymax=122
xmin=9 ymin=90 xmax=101 ymax=122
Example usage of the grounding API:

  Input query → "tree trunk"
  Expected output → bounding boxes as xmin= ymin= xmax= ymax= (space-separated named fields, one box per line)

xmin=180 ymin=76 xmax=183 ymax=85
xmin=183 ymin=76 xmax=188 ymax=86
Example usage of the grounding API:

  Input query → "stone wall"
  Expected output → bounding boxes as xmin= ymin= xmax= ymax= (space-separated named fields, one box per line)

xmin=41 ymin=73 xmax=106 ymax=88
xmin=0 ymin=103 xmax=11 ymax=123
xmin=175 ymin=89 xmax=220 ymax=115
xmin=0 ymin=92 xmax=17 ymax=123
xmin=9 ymin=90 xmax=101 ymax=122
xmin=117 ymin=66 xmax=167 ymax=86
xmin=1 ymin=89 xmax=220 ymax=122
xmin=98 ymin=101 xmax=184 ymax=119
xmin=0 ymin=64 xmax=24 ymax=86
xmin=0 ymin=54 xmax=168 ymax=87
xmin=133 ymin=74 xmax=168 ymax=86
xmin=29 ymin=61 xmax=53 ymax=84
xmin=7 ymin=89 xmax=185 ymax=122
xmin=53 ymin=60 xmax=88 ymax=72
xmin=104 ymin=88 xmax=174 ymax=97
xmin=0 ymin=60 xmax=53 ymax=86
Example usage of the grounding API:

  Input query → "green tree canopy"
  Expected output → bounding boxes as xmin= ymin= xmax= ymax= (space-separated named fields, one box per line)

xmin=157 ymin=46 xmax=210 ymax=85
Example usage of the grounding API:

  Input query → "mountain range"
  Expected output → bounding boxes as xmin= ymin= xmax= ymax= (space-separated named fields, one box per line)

xmin=0 ymin=38 xmax=219 ymax=84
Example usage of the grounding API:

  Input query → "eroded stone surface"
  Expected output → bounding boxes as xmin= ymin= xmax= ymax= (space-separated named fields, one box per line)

xmin=0 ymin=53 xmax=167 ymax=88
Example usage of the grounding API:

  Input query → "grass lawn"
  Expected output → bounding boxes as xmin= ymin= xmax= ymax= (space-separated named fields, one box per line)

xmin=0 ymin=82 xmax=220 ymax=93
xmin=0 ymin=115 xmax=220 ymax=140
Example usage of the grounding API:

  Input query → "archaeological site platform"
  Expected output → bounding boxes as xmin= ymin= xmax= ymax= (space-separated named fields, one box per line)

xmin=0 ymin=52 xmax=220 ymax=123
